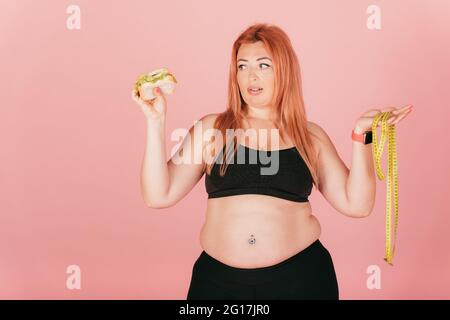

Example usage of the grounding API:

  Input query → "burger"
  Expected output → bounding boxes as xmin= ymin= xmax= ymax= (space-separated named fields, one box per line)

xmin=134 ymin=68 xmax=178 ymax=101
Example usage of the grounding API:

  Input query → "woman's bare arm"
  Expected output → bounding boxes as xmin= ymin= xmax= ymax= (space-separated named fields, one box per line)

xmin=140 ymin=113 xmax=218 ymax=208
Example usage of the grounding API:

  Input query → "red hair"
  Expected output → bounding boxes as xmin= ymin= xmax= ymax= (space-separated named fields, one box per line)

xmin=204 ymin=22 xmax=320 ymax=190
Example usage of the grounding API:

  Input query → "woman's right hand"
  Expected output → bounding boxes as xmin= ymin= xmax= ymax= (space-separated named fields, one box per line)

xmin=131 ymin=86 xmax=167 ymax=121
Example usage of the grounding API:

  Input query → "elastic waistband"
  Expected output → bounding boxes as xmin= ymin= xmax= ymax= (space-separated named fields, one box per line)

xmin=196 ymin=239 xmax=325 ymax=285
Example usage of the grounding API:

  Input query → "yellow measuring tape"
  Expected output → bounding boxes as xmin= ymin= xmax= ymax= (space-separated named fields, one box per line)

xmin=371 ymin=112 xmax=398 ymax=266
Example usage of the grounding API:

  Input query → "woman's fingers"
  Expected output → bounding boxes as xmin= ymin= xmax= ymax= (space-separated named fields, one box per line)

xmin=393 ymin=104 xmax=412 ymax=115
xmin=365 ymin=104 xmax=413 ymax=128
xmin=132 ymin=89 xmax=144 ymax=106
xmin=387 ymin=105 xmax=413 ymax=125
xmin=132 ymin=88 xmax=156 ymax=114
xmin=381 ymin=107 xmax=396 ymax=112
xmin=131 ymin=88 xmax=139 ymax=101
xmin=395 ymin=108 xmax=412 ymax=124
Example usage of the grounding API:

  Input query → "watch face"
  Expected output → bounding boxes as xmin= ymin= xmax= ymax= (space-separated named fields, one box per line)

xmin=364 ymin=131 xmax=373 ymax=144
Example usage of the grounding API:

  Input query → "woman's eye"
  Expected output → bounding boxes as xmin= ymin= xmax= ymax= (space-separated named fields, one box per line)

xmin=238 ymin=63 xmax=270 ymax=70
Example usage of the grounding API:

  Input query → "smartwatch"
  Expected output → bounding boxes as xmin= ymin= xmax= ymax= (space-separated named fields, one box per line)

xmin=352 ymin=130 xmax=373 ymax=144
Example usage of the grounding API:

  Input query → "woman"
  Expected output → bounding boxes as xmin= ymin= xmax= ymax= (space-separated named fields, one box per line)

xmin=132 ymin=23 xmax=413 ymax=300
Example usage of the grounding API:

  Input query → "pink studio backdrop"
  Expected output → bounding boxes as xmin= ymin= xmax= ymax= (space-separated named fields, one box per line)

xmin=1 ymin=0 xmax=449 ymax=300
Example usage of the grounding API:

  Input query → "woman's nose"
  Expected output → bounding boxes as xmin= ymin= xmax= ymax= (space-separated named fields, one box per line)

xmin=248 ymin=69 xmax=259 ymax=80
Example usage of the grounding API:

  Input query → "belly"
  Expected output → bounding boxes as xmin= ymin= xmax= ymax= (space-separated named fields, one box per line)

xmin=199 ymin=194 xmax=322 ymax=268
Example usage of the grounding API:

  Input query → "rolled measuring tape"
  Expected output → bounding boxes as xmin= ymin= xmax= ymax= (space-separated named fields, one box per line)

xmin=371 ymin=111 xmax=398 ymax=266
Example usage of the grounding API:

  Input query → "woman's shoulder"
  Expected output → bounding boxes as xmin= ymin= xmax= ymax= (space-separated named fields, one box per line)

xmin=197 ymin=113 xmax=220 ymax=131
xmin=306 ymin=120 xmax=325 ymax=159
xmin=307 ymin=121 xmax=327 ymax=140
xmin=306 ymin=120 xmax=320 ymax=133
xmin=200 ymin=112 xmax=220 ymax=123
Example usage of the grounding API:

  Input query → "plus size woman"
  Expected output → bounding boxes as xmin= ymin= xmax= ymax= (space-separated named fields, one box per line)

xmin=132 ymin=23 xmax=413 ymax=300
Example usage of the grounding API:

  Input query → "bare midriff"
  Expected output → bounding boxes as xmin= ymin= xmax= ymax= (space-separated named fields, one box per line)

xmin=200 ymin=194 xmax=322 ymax=269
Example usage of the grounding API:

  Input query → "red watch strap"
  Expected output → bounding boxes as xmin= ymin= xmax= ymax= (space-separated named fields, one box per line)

xmin=352 ymin=129 xmax=365 ymax=143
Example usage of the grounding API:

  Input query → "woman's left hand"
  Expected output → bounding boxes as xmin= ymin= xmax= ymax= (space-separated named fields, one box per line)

xmin=354 ymin=104 xmax=413 ymax=134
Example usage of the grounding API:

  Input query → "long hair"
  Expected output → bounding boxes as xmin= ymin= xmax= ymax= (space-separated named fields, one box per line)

xmin=204 ymin=22 xmax=321 ymax=190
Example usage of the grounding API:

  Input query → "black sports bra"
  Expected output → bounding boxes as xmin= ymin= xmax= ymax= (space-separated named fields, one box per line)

xmin=204 ymin=143 xmax=313 ymax=202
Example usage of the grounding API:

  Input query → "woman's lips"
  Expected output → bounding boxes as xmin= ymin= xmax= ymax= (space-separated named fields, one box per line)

xmin=248 ymin=88 xmax=263 ymax=95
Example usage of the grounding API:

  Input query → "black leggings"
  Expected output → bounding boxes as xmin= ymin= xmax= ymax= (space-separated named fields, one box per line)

xmin=186 ymin=239 xmax=339 ymax=300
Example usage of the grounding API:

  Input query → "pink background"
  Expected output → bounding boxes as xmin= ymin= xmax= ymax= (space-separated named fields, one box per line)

xmin=1 ymin=0 xmax=449 ymax=299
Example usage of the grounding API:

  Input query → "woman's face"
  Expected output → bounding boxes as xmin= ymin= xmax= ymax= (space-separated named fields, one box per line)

xmin=236 ymin=41 xmax=275 ymax=110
